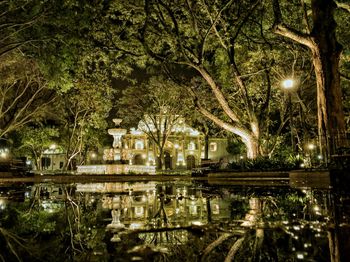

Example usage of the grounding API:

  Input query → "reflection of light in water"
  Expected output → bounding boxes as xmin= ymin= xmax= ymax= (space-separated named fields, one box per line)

xmin=129 ymin=223 xmax=143 ymax=230
xmin=111 ymin=234 xmax=121 ymax=242
xmin=191 ymin=221 xmax=203 ymax=226
xmin=293 ymin=225 xmax=300 ymax=231
xmin=0 ymin=198 xmax=6 ymax=210
xmin=304 ymin=243 xmax=311 ymax=248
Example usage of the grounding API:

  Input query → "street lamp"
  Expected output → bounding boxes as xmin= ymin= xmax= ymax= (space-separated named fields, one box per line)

xmin=307 ymin=143 xmax=315 ymax=167
xmin=282 ymin=78 xmax=296 ymax=153
xmin=282 ymin=79 xmax=295 ymax=89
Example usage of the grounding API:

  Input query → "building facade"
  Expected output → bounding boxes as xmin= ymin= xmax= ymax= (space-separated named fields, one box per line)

xmin=102 ymin=118 xmax=230 ymax=170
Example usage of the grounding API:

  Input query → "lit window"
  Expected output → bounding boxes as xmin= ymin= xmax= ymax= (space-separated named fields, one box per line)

xmin=209 ymin=142 xmax=217 ymax=152
xmin=189 ymin=205 xmax=198 ymax=215
xmin=177 ymin=152 xmax=184 ymax=161
xmin=134 ymin=206 xmax=144 ymax=217
xmin=188 ymin=141 xmax=195 ymax=150
xmin=212 ymin=204 xmax=220 ymax=215
xmin=135 ymin=140 xmax=144 ymax=150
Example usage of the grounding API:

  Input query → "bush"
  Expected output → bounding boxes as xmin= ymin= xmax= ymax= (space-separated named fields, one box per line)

xmin=230 ymin=156 xmax=302 ymax=171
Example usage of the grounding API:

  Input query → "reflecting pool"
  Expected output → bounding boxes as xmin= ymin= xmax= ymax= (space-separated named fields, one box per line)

xmin=0 ymin=178 xmax=349 ymax=261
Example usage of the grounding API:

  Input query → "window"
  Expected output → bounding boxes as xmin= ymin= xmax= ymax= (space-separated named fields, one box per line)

xmin=209 ymin=142 xmax=217 ymax=152
xmin=189 ymin=205 xmax=198 ymax=215
xmin=134 ymin=206 xmax=144 ymax=217
xmin=212 ymin=204 xmax=220 ymax=215
xmin=135 ymin=140 xmax=144 ymax=150
xmin=188 ymin=141 xmax=195 ymax=150
xmin=177 ymin=152 xmax=184 ymax=161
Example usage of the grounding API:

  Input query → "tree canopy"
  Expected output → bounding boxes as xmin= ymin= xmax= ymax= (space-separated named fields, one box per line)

xmin=0 ymin=0 xmax=349 ymax=162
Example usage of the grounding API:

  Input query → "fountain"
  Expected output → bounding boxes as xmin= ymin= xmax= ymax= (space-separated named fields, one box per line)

xmin=108 ymin=119 xmax=127 ymax=160
xmin=106 ymin=209 xmax=125 ymax=230
xmin=76 ymin=119 xmax=156 ymax=175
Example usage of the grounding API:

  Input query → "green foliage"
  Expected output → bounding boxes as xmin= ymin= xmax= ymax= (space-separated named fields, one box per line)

xmin=230 ymin=156 xmax=302 ymax=171
xmin=56 ymin=77 xmax=113 ymax=169
xmin=1 ymin=0 xmax=349 ymax=160
xmin=0 ymin=52 xmax=57 ymax=139
xmin=13 ymin=126 xmax=60 ymax=169
xmin=226 ymin=139 xmax=246 ymax=155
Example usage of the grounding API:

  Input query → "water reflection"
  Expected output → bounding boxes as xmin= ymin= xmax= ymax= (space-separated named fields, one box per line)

xmin=0 ymin=180 xmax=349 ymax=261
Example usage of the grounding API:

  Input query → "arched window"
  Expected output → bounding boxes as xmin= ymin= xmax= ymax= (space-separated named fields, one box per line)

xmin=135 ymin=139 xmax=144 ymax=150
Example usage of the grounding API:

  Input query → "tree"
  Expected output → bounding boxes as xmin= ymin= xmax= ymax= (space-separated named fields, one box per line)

xmin=57 ymin=78 xmax=113 ymax=170
xmin=14 ymin=126 xmax=59 ymax=170
xmin=99 ymin=0 xmax=306 ymax=159
xmin=0 ymin=52 xmax=56 ymax=140
xmin=118 ymin=76 xmax=190 ymax=170
xmin=137 ymin=0 xmax=265 ymax=158
xmin=271 ymin=0 xmax=347 ymax=158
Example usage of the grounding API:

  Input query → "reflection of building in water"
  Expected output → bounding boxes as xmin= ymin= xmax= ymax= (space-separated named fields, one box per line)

xmin=78 ymin=182 xmax=232 ymax=245
xmin=75 ymin=182 xmax=231 ymax=245
xmin=76 ymin=182 xmax=157 ymax=194
xmin=30 ymin=184 xmax=68 ymax=212
xmin=31 ymin=184 xmax=66 ymax=200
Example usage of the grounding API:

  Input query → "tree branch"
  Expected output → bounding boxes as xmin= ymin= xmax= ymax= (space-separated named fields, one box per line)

xmin=335 ymin=1 xmax=350 ymax=13
xmin=271 ymin=0 xmax=314 ymax=49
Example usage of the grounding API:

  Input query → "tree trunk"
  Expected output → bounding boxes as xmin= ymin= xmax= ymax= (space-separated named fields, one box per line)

xmin=157 ymin=147 xmax=165 ymax=170
xmin=35 ymin=156 xmax=41 ymax=171
xmin=310 ymin=0 xmax=346 ymax=158
xmin=244 ymin=135 xmax=259 ymax=159
xmin=196 ymin=105 xmax=259 ymax=159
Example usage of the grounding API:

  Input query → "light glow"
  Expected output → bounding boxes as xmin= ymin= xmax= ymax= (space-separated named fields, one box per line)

xmin=308 ymin=144 xmax=315 ymax=150
xmin=282 ymin=79 xmax=294 ymax=89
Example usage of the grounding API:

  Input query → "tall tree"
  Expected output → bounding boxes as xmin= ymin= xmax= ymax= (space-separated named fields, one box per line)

xmin=118 ymin=76 xmax=190 ymax=170
xmin=92 ymin=0 xmax=314 ymax=159
xmin=57 ymin=78 xmax=113 ymax=170
xmin=271 ymin=0 xmax=347 ymax=158
xmin=138 ymin=0 xmax=265 ymax=158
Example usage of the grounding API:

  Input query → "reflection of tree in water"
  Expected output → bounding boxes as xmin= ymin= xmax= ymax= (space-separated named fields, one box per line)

xmin=161 ymin=190 xmax=334 ymax=262
xmin=1 ymin=183 xmax=350 ymax=261
xmin=0 ymin=184 xmax=108 ymax=261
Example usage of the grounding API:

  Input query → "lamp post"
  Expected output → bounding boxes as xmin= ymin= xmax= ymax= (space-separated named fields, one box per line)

xmin=308 ymin=143 xmax=315 ymax=167
xmin=282 ymin=79 xmax=296 ymax=153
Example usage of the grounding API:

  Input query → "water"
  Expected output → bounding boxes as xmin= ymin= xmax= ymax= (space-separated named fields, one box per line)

xmin=0 ymin=177 xmax=349 ymax=261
